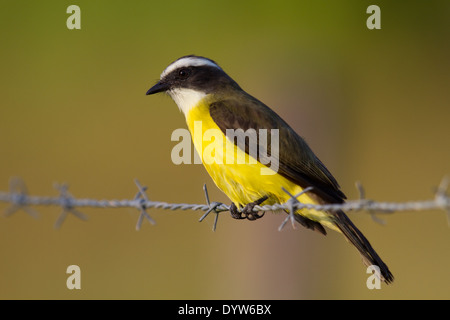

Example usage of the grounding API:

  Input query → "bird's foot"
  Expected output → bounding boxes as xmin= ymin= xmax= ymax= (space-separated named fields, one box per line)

xmin=229 ymin=196 xmax=268 ymax=221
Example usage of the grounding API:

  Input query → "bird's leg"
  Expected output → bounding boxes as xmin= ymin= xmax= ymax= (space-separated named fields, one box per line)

xmin=242 ymin=195 xmax=268 ymax=221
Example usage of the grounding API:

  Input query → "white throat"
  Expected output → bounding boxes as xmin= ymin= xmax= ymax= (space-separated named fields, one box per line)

xmin=168 ymin=88 xmax=207 ymax=115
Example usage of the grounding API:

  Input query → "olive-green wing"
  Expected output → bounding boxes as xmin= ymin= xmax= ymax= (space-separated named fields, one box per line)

xmin=209 ymin=94 xmax=396 ymax=282
xmin=209 ymin=93 xmax=346 ymax=204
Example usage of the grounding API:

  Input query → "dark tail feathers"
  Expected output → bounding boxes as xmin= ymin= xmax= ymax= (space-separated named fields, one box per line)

xmin=334 ymin=210 xmax=394 ymax=284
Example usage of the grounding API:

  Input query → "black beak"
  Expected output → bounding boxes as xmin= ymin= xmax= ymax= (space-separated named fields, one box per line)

xmin=146 ymin=81 xmax=170 ymax=95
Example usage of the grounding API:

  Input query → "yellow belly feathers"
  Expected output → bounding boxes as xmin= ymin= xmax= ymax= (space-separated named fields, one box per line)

xmin=185 ymin=97 xmax=337 ymax=230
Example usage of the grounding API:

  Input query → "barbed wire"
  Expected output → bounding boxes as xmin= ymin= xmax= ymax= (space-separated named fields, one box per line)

xmin=0 ymin=176 xmax=449 ymax=231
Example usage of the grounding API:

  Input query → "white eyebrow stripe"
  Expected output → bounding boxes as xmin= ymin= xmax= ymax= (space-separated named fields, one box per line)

xmin=160 ymin=56 xmax=221 ymax=79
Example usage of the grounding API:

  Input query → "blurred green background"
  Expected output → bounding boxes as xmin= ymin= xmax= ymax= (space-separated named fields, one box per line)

xmin=0 ymin=1 xmax=449 ymax=299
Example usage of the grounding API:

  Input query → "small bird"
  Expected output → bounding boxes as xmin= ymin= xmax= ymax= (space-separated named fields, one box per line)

xmin=146 ymin=55 xmax=394 ymax=283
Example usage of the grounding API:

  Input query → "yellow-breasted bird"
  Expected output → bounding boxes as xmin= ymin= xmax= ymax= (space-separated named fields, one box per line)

xmin=146 ymin=55 xmax=393 ymax=283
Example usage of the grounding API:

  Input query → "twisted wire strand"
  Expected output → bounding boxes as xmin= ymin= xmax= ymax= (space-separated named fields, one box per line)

xmin=1 ymin=177 xmax=449 ymax=231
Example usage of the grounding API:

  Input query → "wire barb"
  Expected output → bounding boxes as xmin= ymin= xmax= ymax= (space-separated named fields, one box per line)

xmin=4 ymin=177 xmax=39 ymax=219
xmin=53 ymin=183 xmax=88 ymax=229
xmin=435 ymin=176 xmax=450 ymax=226
xmin=278 ymin=186 xmax=314 ymax=231
xmin=199 ymin=184 xmax=226 ymax=231
xmin=134 ymin=179 xmax=156 ymax=230
xmin=355 ymin=181 xmax=386 ymax=225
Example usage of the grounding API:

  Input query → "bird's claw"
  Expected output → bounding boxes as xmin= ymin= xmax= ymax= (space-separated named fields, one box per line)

xmin=229 ymin=196 xmax=268 ymax=221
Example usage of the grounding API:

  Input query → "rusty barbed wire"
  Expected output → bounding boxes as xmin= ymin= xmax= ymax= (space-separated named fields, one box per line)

xmin=0 ymin=176 xmax=449 ymax=231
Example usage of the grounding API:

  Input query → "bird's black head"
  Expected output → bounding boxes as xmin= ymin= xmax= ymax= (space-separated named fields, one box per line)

xmin=146 ymin=55 xmax=240 ymax=96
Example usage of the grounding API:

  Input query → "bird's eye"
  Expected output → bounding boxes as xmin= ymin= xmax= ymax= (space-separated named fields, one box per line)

xmin=178 ymin=68 xmax=190 ymax=79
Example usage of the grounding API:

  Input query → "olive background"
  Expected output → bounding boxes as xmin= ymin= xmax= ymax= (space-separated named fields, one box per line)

xmin=0 ymin=1 xmax=449 ymax=299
